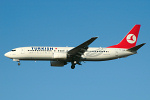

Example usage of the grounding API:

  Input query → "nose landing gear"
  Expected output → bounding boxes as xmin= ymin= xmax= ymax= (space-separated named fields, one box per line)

xmin=18 ymin=61 xmax=20 ymax=66
xmin=13 ymin=59 xmax=20 ymax=66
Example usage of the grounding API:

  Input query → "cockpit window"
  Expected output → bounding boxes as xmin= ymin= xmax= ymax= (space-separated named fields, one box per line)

xmin=11 ymin=50 xmax=16 ymax=51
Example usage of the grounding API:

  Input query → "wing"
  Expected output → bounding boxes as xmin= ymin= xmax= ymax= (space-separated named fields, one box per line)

xmin=67 ymin=37 xmax=98 ymax=62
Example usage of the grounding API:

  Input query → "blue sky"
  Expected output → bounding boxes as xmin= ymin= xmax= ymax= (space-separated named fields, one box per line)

xmin=0 ymin=0 xmax=150 ymax=100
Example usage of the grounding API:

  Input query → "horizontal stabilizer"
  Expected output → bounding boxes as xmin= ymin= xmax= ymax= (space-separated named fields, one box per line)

xmin=127 ymin=43 xmax=146 ymax=52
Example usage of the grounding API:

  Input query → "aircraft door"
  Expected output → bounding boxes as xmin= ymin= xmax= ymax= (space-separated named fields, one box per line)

xmin=115 ymin=50 xmax=118 ymax=57
xmin=115 ymin=49 xmax=121 ymax=57
xmin=21 ymin=49 xmax=25 ymax=54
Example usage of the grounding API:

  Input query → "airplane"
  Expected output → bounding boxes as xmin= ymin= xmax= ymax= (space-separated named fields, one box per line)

xmin=4 ymin=24 xmax=145 ymax=69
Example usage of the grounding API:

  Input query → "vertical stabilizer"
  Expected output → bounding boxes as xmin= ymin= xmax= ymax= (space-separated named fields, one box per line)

xmin=107 ymin=25 xmax=141 ymax=49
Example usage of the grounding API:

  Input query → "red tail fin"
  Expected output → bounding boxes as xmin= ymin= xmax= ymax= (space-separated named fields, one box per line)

xmin=107 ymin=25 xmax=141 ymax=49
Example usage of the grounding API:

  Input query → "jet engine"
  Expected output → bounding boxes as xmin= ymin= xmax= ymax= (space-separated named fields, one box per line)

xmin=50 ymin=61 xmax=67 ymax=67
xmin=53 ymin=52 xmax=67 ymax=60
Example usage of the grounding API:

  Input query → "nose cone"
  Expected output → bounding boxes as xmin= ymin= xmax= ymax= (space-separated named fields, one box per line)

xmin=4 ymin=52 xmax=10 ymax=58
xmin=4 ymin=52 xmax=8 ymax=57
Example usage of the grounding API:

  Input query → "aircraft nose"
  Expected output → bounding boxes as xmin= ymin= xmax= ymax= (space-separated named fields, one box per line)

xmin=4 ymin=52 xmax=10 ymax=58
xmin=4 ymin=52 xmax=8 ymax=57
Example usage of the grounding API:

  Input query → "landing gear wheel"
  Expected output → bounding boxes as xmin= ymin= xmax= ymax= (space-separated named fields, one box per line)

xmin=71 ymin=65 xmax=75 ymax=69
xmin=18 ymin=62 xmax=20 ymax=66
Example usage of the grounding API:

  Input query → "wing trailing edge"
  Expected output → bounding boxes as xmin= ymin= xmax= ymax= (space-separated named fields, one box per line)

xmin=68 ymin=37 xmax=98 ymax=56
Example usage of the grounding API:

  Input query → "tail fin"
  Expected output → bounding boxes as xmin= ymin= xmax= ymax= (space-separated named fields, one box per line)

xmin=107 ymin=25 xmax=141 ymax=49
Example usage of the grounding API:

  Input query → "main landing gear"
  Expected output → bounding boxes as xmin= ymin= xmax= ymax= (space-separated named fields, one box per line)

xmin=71 ymin=61 xmax=82 ymax=69
xmin=71 ymin=61 xmax=76 ymax=69
xmin=71 ymin=64 xmax=75 ymax=69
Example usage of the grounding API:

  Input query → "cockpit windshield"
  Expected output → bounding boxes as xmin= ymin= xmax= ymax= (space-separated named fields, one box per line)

xmin=11 ymin=49 xmax=16 ymax=51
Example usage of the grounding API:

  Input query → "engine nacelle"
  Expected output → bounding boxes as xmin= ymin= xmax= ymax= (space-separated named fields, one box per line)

xmin=53 ymin=52 xmax=67 ymax=60
xmin=50 ymin=61 xmax=66 ymax=67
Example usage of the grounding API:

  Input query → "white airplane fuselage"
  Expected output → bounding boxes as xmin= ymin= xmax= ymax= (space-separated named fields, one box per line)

xmin=5 ymin=46 xmax=135 ymax=61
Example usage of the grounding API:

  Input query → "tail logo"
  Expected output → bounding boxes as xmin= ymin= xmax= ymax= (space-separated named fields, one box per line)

xmin=126 ymin=34 xmax=136 ymax=44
